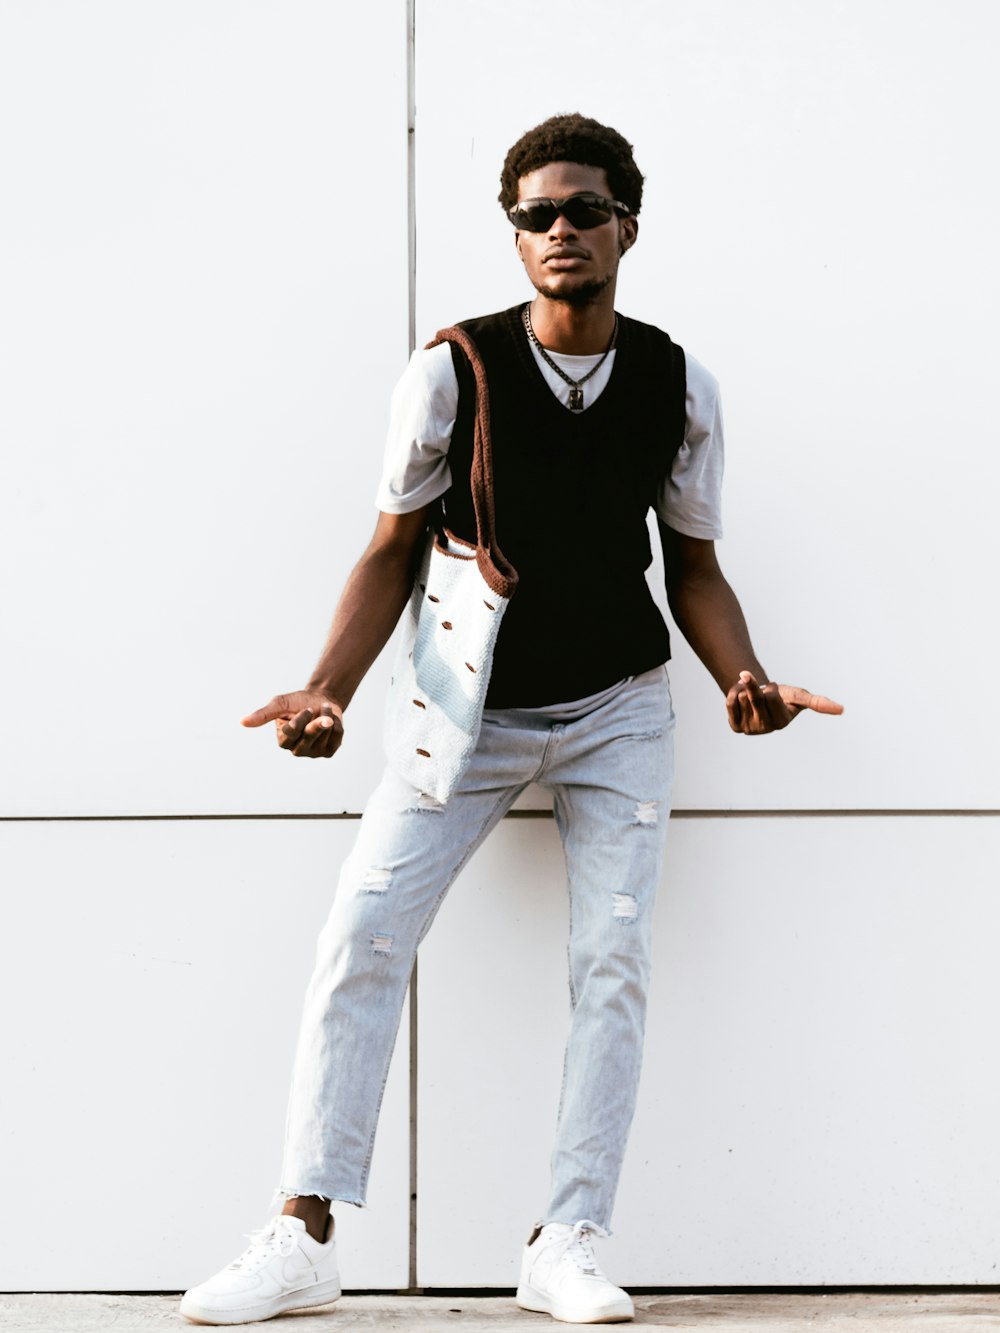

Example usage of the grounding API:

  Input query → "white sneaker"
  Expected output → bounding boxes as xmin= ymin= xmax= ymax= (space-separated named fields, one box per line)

xmin=516 ymin=1220 xmax=634 ymax=1324
xmin=179 ymin=1214 xmax=340 ymax=1325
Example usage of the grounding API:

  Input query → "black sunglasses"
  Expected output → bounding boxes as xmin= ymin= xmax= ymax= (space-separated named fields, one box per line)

xmin=507 ymin=192 xmax=632 ymax=233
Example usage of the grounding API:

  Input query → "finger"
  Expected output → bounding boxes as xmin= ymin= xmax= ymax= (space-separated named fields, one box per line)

xmin=739 ymin=672 xmax=766 ymax=731
xmin=322 ymin=724 xmax=344 ymax=758
xmin=778 ymin=686 xmax=845 ymax=716
xmin=317 ymin=725 xmax=340 ymax=759
xmin=302 ymin=713 xmax=337 ymax=738
xmin=760 ymin=682 xmax=793 ymax=731
xmin=301 ymin=715 xmax=342 ymax=756
xmin=731 ymin=688 xmax=753 ymax=734
xmin=278 ymin=708 xmax=313 ymax=748
xmin=299 ymin=727 xmax=339 ymax=758
xmin=242 ymin=695 xmax=295 ymax=728
xmin=297 ymin=714 xmax=344 ymax=758
xmin=726 ymin=681 xmax=744 ymax=732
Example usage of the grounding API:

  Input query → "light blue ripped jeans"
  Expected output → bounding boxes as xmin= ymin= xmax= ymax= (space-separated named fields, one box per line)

xmin=280 ymin=665 xmax=675 ymax=1231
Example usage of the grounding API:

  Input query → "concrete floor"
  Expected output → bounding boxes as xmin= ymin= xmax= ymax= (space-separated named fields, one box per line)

xmin=4 ymin=1293 xmax=1000 ymax=1331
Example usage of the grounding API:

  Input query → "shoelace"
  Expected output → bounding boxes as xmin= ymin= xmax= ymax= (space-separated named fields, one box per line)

xmin=228 ymin=1217 xmax=300 ymax=1273
xmin=554 ymin=1220 xmax=609 ymax=1276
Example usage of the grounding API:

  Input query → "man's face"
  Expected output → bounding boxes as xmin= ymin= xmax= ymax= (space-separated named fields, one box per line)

xmin=513 ymin=161 xmax=637 ymax=307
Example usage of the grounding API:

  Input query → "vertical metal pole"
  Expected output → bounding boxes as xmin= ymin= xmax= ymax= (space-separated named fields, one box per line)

xmin=406 ymin=0 xmax=417 ymax=361
xmin=405 ymin=0 xmax=419 ymax=1297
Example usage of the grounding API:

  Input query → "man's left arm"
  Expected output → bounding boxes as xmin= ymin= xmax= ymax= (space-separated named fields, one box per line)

xmin=659 ymin=520 xmax=843 ymax=734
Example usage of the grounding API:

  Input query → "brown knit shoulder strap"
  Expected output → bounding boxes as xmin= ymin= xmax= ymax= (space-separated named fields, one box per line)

xmin=426 ymin=326 xmax=518 ymax=600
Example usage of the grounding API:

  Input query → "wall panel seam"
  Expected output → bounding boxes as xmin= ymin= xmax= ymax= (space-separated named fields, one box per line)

xmin=3 ymin=810 xmax=999 ymax=823
xmin=406 ymin=0 xmax=418 ymax=1294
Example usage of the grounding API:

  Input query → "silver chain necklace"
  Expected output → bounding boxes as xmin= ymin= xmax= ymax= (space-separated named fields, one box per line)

xmin=521 ymin=304 xmax=618 ymax=412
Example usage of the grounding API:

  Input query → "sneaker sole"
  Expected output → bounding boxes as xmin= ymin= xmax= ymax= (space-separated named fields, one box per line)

xmin=516 ymin=1282 xmax=634 ymax=1324
xmin=179 ymin=1278 xmax=342 ymax=1326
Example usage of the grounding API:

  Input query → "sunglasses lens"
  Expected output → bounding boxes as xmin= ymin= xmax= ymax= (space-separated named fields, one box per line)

xmin=561 ymin=196 xmax=614 ymax=229
xmin=510 ymin=201 xmax=558 ymax=231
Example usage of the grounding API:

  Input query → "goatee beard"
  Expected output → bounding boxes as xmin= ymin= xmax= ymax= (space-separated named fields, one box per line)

xmin=531 ymin=273 xmax=613 ymax=308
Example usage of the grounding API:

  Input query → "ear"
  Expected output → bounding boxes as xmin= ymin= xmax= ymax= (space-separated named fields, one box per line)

xmin=619 ymin=216 xmax=638 ymax=254
xmin=514 ymin=232 xmax=524 ymax=261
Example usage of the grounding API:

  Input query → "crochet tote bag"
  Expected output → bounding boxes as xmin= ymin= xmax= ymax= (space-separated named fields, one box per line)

xmin=383 ymin=326 xmax=519 ymax=803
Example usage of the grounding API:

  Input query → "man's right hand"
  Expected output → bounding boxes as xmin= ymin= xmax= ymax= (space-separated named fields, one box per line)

xmin=241 ymin=692 xmax=344 ymax=759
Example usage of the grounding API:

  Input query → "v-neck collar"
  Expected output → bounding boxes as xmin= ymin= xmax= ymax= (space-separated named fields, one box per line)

xmin=503 ymin=304 xmax=628 ymax=423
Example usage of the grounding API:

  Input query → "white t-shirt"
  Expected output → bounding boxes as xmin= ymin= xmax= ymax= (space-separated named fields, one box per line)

xmin=375 ymin=336 xmax=725 ymax=541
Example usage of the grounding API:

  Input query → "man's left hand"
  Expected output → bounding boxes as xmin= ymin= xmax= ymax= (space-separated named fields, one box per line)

xmin=726 ymin=670 xmax=844 ymax=735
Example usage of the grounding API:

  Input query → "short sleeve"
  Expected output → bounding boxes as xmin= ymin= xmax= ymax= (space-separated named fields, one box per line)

xmin=374 ymin=342 xmax=459 ymax=514
xmin=655 ymin=353 xmax=725 ymax=540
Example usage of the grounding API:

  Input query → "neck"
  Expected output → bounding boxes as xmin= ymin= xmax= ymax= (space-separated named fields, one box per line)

xmin=528 ymin=290 xmax=617 ymax=354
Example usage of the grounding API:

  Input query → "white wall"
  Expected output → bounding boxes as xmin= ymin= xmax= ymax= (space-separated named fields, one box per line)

xmin=0 ymin=820 xmax=410 ymax=1291
xmin=2 ymin=0 xmax=998 ymax=1293
xmin=0 ymin=0 xmax=408 ymax=818
xmin=418 ymin=816 xmax=1000 ymax=1284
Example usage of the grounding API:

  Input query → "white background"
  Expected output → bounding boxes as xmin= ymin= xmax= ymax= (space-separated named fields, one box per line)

xmin=1 ymin=0 xmax=998 ymax=1292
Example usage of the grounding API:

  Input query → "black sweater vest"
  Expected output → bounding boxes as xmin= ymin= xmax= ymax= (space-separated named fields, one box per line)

xmin=441 ymin=304 xmax=687 ymax=708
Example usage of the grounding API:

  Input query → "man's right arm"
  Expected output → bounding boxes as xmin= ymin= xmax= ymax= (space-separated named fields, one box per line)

xmin=242 ymin=507 xmax=431 ymax=758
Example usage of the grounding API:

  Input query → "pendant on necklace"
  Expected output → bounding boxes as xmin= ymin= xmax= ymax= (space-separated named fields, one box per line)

xmin=568 ymin=386 xmax=584 ymax=411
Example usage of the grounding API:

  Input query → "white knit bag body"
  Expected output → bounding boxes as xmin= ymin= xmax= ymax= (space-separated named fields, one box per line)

xmin=384 ymin=326 xmax=518 ymax=804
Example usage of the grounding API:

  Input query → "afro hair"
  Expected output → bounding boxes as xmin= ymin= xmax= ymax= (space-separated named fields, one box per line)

xmin=499 ymin=113 xmax=644 ymax=216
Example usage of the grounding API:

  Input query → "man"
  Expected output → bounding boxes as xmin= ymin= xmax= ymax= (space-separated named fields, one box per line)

xmin=181 ymin=113 xmax=841 ymax=1327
